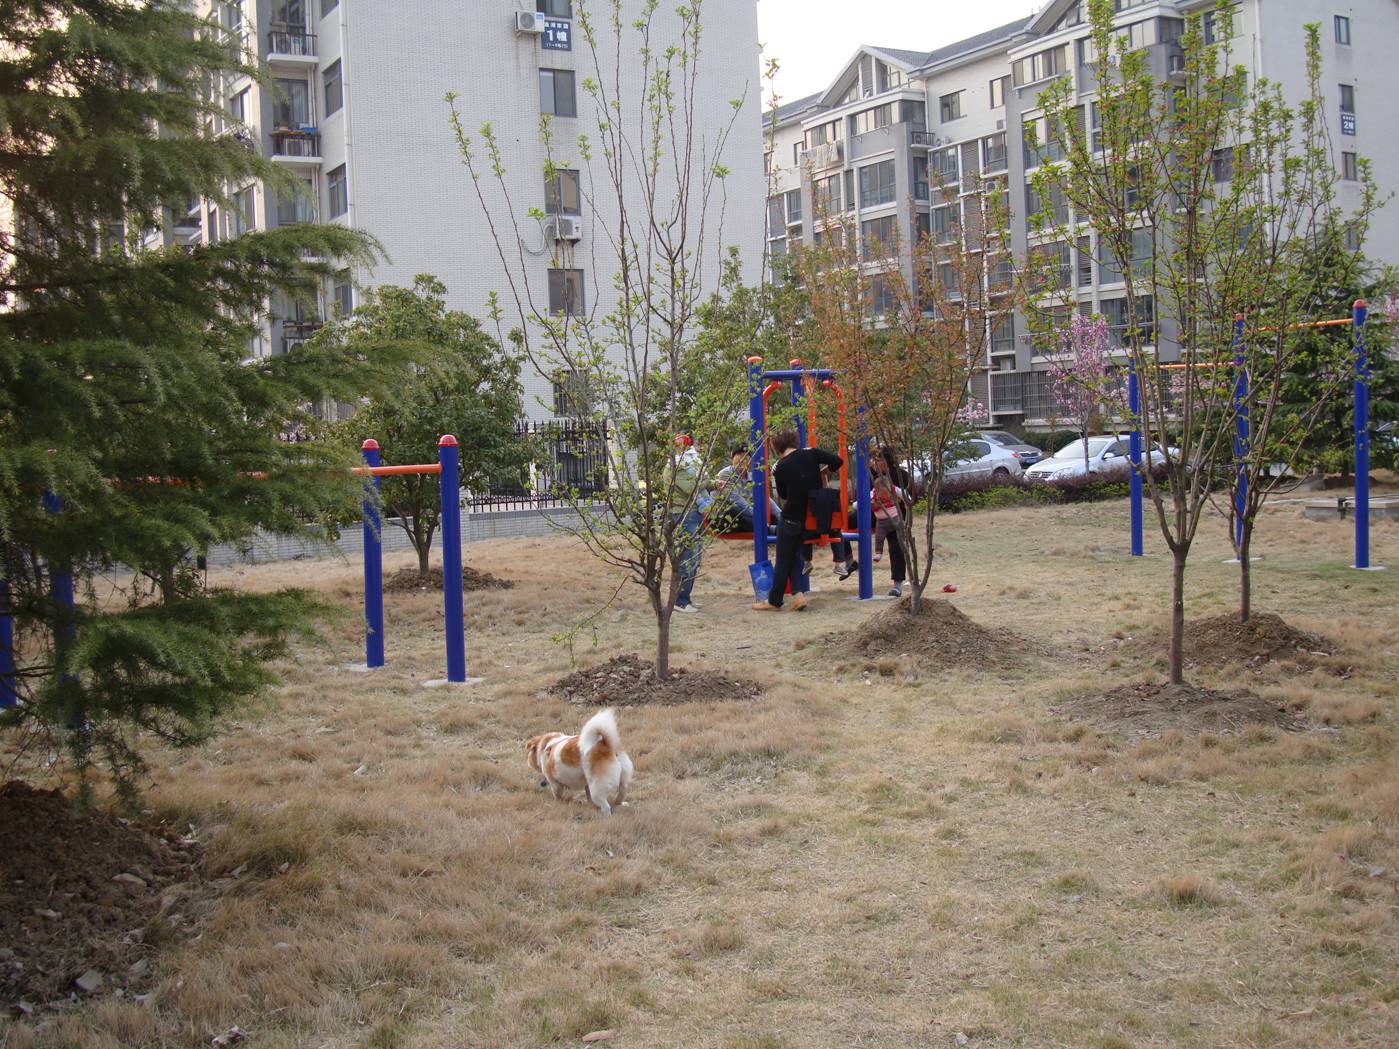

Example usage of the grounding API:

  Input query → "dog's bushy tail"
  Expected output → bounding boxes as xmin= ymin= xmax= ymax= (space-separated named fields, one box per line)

xmin=580 ymin=707 xmax=619 ymax=763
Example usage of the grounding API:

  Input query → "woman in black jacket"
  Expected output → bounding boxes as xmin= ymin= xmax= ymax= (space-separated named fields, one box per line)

xmin=752 ymin=430 xmax=843 ymax=611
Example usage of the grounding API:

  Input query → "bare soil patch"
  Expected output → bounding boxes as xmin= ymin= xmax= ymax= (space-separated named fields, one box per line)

xmin=550 ymin=654 xmax=763 ymax=707
xmin=0 ymin=781 xmax=204 ymax=1013
xmin=383 ymin=564 xmax=513 ymax=594
xmin=1181 ymin=612 xmax=1333 ymax=667
xmin=836 ymin=595 xmax=1020 ymax=666
xmin=1054 ymin=681 xmax=1308 ymax=737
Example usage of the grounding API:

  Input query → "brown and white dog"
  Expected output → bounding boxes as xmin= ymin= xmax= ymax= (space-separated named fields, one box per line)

xmin=526 ymin=708 xmax=634 ymax=815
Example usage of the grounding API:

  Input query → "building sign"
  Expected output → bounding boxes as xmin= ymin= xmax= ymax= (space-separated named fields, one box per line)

xmin=542 ymin=18 xmax=571 ymax=50
xmin=1341 ymin=112 xmax=1356 ymax=136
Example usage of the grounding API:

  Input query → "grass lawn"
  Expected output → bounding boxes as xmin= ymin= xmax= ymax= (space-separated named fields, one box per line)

xmin=5 ymin=495 xmax=1397 ymax=1049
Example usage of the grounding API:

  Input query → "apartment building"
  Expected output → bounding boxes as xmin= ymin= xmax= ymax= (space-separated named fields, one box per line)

xmin=765 ymin=0 xmax=1397 ymax=427
xmin=152 ymin=0 xmax=766 ymax=419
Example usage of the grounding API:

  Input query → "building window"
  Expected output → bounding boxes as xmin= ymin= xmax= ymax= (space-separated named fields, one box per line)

xmin=861 ymin=215 xmax=896 ymax=260
xmin=766 ymin=196 xmax=785 ymax=239
xmin=539 ymin=68 xmax=577 ymax=118
xmin=850 ymin=103 xmax=893 ymax=137
xmin=813 ymin=173 xmax=841 ymax=215
xmin=324 ymin=60 xmax=342 ymax=116
xmin=1339 ymin=83 xmax=1355 ymax=113
xmin=939 ymin=91 xmax=963 ymax=123
xmin=785 ymin=189 xmax=802 ymax=225
xmin=982 ymin=132 xmax=1008 ymax=173
xmin=989 ymin=75 xmax=1009 ymax=110
xmin=207 ymin=207 xmax=219 ymax=244
xmin=991 ymin=314 xmax=1015 ymax=353
xmin=1335 ymin=15 xmax=1350 ymax=45
xmin=792 ymin=142 xmax=800 ymax=166
xmin=277 ymin=177 xmax=316 ymax=224
xmin=931 ymin=146 xmax=958 ymax=184
xmin=552 ymin=369 xmax=590 ymax=417
xmin=1211 ymin=147 xmax=1234 ymax=182
xmin=231 ymin=186 xmax=255 ymax=236
xmin=803 ymin=118 xmax=843 ymax=150
xmin=228 ymin=87 xmax=248 ymax=123
xmin=869 ymin=277 xmax=895 ymax=316
xmin=1077 ymin=235 xmax=1093 ymax=287
xmin=1202 ymin=10 xmax=1217 ymax=44
xmin=1102 ymin=294 xmax=1155 ymax=346
xmin=328 ymin=163 xmax=347 ymax=217
xmin=929 ymin=205 xmax=956 ymax=244
xmin=844 ymin=170 xmax=855 ymax=212
xmin=538 ymin=0 xmax=573 ymax=15
xmin=332 ymin=271 xmax=352 ymax=316
xmin=272 ymin=0 xmax=306 ymax=28
xmin=1343 ymin=223 xmax=1362 ymax=252
xmin=858 ymin=159 xmax=896 ymax=208
xmin=322 ymin=0 xmax=338 ymax=15
xmin=548 ymin=268 xmax=584 ymax=315
xmin=936 ymin=261 xmax=959 ymax=299
xmin=545 ymin=169 xmax=582 ymax=215
xmin=1341 ymin=151 xmax=1358 ymax=181
xmin=273 ymin=78 xmax=311 ymax=128
xmin=913 ymin=155 xmax=929 ymax=200
xmin=1012 ymin=44 xmax=1068 ymax=87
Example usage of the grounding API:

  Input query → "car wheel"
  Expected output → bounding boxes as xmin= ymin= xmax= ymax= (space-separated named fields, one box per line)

xmin=992 ymin=467 xmax=1010 ymax=482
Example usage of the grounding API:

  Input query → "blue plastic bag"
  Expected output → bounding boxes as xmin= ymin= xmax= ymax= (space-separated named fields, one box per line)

xmin=749 ymin=559 xmax=773 ymax=601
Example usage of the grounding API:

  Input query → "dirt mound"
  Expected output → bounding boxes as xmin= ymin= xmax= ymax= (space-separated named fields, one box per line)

xmin=551 ymin=654 xmax=763 ymax=707
xmin=1182 ymin=613 xmax=1333 ymax=667
xmin=0 ymin=781 xmax=205 ymax=1012
xmin=1054 ymin=681 xmax=1307 ymax=737
xmin=383 ymin=564 xmax=513 ymax=594
xmin=839 ymin=596 xmax=1017 ymax=665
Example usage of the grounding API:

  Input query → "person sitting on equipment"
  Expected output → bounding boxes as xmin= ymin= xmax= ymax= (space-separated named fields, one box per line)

xmin=816 ymin=464 xmax=857 ymax=580
xmin=753 ymin=430 xmax=843 ymax=612
xmin=712 ymin=445 xmax=758 ymax=533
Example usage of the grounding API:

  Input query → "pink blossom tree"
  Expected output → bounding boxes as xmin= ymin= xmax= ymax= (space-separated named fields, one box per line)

xmin=1046 ymin=313 xmax=1127 ymax=474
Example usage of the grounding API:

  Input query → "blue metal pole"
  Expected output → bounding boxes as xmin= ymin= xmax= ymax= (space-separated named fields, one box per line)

xmin=0 ymin=578 xmax=16 ymax=708
xmin=361 ymin=439 xmax=385 ymax=668
xmin=1231 ymin=315 xmax=1248 ymax=554
xmin=438 ymin=435 xmax=467 ymax=681
xmin=42 ymin=491 xmax=75 ymax=644
xmin=855 ymin=409 xmax=874 ymax=600
xmin=748 ymin=357 xmax=768 ymax=566
xmin=788 ymin=362 xmax=810 ymax=596
xmin=1128 ymin=366 xmax=1143 ymax=557
xmin=1353 ymin=299 xmax=1371 ymax=570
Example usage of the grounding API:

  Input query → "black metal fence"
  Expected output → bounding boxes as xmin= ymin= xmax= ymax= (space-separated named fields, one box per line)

xmin=465 ymin=419 xmax=610 ymax=512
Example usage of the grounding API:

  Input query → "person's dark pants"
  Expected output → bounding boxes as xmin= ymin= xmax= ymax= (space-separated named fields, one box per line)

xmin=884 ymin=525 xmax=906 ymax=584
xmin=767 ymin=519 xmax=807 ymax=607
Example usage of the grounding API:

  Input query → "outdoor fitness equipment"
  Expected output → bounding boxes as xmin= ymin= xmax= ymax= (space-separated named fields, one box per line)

xmin=715 ymin=357 xmax=875 ymax=601
xmin=1127 ymin=301 xmax=1381 ymax=570
xmin=356 ymin=435 xmax=475 ymax=683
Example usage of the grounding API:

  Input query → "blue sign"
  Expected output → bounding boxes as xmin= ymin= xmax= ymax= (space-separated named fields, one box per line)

xmin=1341 ymin=112 xmax=1356 ymax=136
xmin=543 ymin=18 xmax=571 ymax=50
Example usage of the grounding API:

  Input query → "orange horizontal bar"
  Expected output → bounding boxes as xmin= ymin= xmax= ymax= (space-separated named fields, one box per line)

xmin=350 ymin=463 xmax=442 ymax=477
xmin=1257 ymin=317 xmax=1352 ymax=333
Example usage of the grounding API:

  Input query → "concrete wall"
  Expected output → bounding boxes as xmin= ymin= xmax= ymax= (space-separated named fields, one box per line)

xmin=206 ymin=507 xmax=594 ymax=567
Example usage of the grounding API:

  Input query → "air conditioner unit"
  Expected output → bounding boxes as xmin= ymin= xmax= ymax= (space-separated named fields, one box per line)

xmin=515 ymin=11 xmax=546 ymax=33
xmin=548 ymin=215 xmax=583 ymax=241
xmin=996 ymin=118 xmax=1006 ymax=131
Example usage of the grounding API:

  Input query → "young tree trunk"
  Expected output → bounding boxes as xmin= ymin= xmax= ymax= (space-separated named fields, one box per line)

xmin=1238 ymin=521 xmax=1253 ymax=623
xmin=655 ymin=607 xmax=671 ymax=681
xmin=417 ymin=539 xmax=431 ymax=576
xmin=1169 ymin=547 xmax=1188 ymax=685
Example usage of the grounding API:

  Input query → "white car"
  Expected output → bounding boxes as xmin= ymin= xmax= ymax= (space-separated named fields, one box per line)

xmin=910 ymin=440 xmax=1025 ymax=487
xmin=1024 ymin=435 xmax=1168 ymax=482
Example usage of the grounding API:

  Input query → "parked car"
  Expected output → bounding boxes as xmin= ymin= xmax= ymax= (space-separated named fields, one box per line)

xmin=1024 ymin=435 xmax=1168 ymax=482
xmin=910 ymin=439 xmax=1024 ymax=485
xmin=979 ymin=430 xmax=1045 ymax=468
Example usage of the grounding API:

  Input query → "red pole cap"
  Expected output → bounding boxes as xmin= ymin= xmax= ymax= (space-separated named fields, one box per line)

xmin=789 ymin=358 xmax=802 ymax=368
xmin=747 ymin=355 xmax=764 ymax=364
xmin=1354 ymin=298 xmax=1367 ymax=309
xmin=361 ymin=438 xmax=380 ymax=451
xmin=438 ymin=434 xmax=459 ymax=447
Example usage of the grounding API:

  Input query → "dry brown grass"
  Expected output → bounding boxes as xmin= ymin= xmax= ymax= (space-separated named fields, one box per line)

xmin=3 ymin=502 xmax=1397 ymax=1048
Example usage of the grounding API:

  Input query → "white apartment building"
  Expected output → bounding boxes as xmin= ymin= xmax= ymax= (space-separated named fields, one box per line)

xmin=765 ymin=0 xmax=1397 ymax=427
xmin=154 ymin=0 xmax=766 ymax=420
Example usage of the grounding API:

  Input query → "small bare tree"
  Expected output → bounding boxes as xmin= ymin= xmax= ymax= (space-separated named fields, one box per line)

xmin=447 ymin=0 xmax=757 ymax=678
xmin=794 ymin=167 xmax=1005 ymax=614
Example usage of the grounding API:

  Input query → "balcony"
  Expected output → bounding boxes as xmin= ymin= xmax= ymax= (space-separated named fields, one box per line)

xmin=267 ymin=27 xmax=316 ymax=60
xmin=990 ymin=372 xmax=1025 ymax=414
xmin=280 ymin=320 xmax=323 ymax=354
xmin=910 ymin=129 xmax=937 ymax=148
xmin=805 ymin=141 xmax=843 ymax=170
xmin=271 ymin=130 xmax=321 ymax=163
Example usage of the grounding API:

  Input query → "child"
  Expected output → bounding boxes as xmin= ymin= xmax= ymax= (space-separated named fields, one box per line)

xmin=872 ymin=473 xmax=901 ymax=564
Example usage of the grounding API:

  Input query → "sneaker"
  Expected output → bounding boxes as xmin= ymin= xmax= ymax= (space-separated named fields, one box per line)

xmin=675 ymin=601 xmax=699 ymax=613
xmin=873 ymin=554 xmax=883 ymax=564
xmin=791 ymin=594 xmax=809 ymax=611
xmin=751 ymin=601 xmax=780 ymax=612
xmin=836 ymin=560 xmax=858 ymax=581
xmin=800 ymin=558 xmax=812 ymax=575
xmin=888 ymin=584 xmax=902 ymax=598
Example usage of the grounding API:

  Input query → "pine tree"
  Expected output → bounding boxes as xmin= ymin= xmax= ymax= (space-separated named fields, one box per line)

xmin=0 ymin=0 xmax=414 ymax=802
